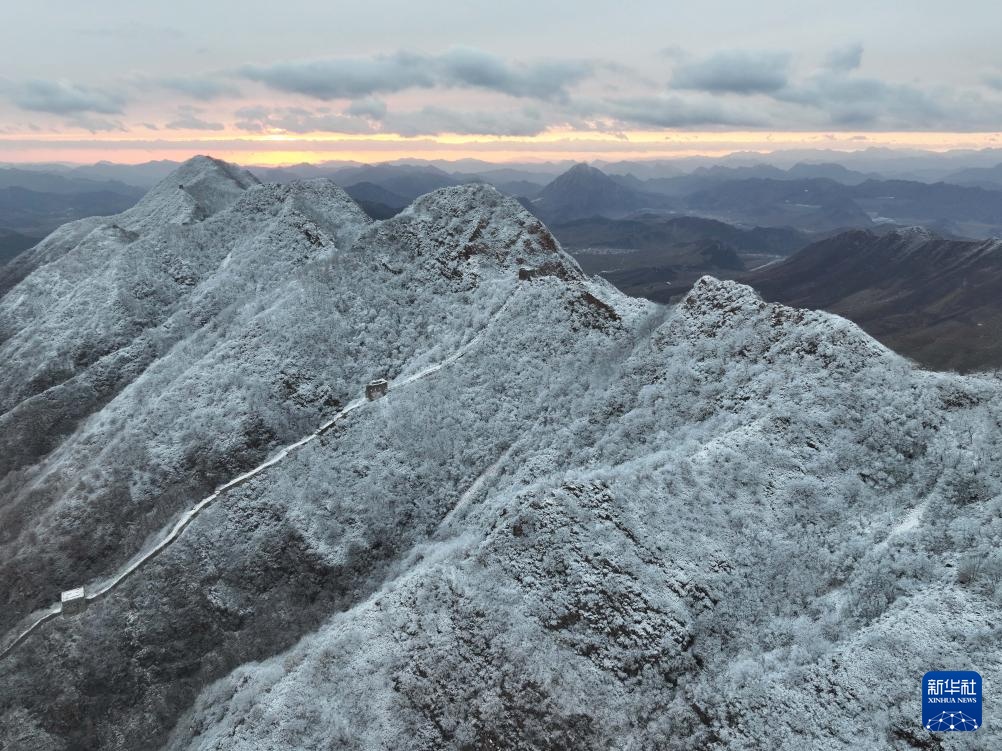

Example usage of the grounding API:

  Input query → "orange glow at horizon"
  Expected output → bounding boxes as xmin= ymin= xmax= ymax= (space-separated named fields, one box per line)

xmin=0 ymin=128 xmax=999 ymax=166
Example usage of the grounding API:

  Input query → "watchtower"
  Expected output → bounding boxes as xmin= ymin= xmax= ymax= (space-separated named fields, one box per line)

xmin=61 ymin=587 xmax=88 ymax=616
xmin=366 ymin=379 xmax=389 ymax=400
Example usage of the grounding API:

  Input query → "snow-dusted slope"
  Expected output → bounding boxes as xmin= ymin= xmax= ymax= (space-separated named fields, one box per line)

xmin=0 ymin=162 xmax=577 ymax=637
xmin=0 ymin=158 xmax=999 ymax=750
xmin=0 ymin=156 xmax=259 ymax=298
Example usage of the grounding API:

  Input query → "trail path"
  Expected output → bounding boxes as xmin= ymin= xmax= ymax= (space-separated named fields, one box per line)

xmin=0 ymin=292 xmax=515 ymax=663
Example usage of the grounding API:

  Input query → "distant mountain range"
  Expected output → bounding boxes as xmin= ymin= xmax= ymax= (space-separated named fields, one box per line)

xmin=326 ymin=164 xmax=460 ymax=201
xmin=0 ymin=185 xmax=144 ymax=237
xmin=552 ymin=209 xmax=1002 ymax=371
xmin=666 ymin=175 xmax=1002 ymax=235
xmin=0 ymin=228 xmax=38 ymax=265
xmin=529 ymin=163 xmax=672 ymax=223
xmin=746 ymin=227 xmax=1002 ymax=372
xmin=342 ymin=181 xmax=411 ymax=219
xmin=943 ymin=162 xmax=1002 ymax=189
xmin=512 ymin=163 xmax=1002 ymax=237
xmin=1 ymin=156 xmax=1000 ymax=273
xmin=682 ymin=177 xmax=873 ymax=231
xmin=851 ymin=179 xmax=1002 ymax=236
xmin=553 ymin=215 xmax=808 ymax=303
xmin=552 ymin=214 xmax=808 ymax=255
xmin=14 ymin=150 xmax=1002 ymax=186
xmin=0 ymin=167 xmax=143 ymax=197
xmin=634 ymin=162 xmax=881 ymax=194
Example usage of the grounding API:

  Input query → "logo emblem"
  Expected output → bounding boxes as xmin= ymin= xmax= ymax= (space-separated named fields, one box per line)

xmin=923 ymin=671 xmax=981 ymax=732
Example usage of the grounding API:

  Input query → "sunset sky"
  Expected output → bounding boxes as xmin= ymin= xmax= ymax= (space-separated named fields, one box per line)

xmin=3 ymin=1 xmax=1002 ymax=165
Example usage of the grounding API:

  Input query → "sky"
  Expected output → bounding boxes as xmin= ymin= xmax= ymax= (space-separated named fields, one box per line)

xmin=2 ymin=1 xmax=1002 ymax=165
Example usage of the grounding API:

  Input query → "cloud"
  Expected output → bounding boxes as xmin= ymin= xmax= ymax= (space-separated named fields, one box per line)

xmin=345 ymin=97 xmax=387 ymax=119
xmin=600 ymin=94 xmax=768 ymax=128
xmin=435 ymin=48 xmax=592 ymax=100
xmin=239 ymin=47 xmax=594 ymax=101
xmin=671 ymin=51 xmax=790 ymax=94
xmin=156 ymin=76 xmax=242 ymax=101
xmin=656 ymin=46 xmax=998 ymax=131
xmin=824 ymin=44 xmax=864 ymax=72
xmin=383 ymin=106 xmax=549 ymax=137
xmin=239 ymin=54 xmax=430 ymax=99
xmin=7 ymin=79 xmax=126 ymax=114
xmin=232 ymin=103 xmax=550 ymax=137
xmin=778 ymin=71 xmax=946 ymax=128
xmin=165 ymin=105 xmax=225 ymax=131
xmin=65 ymin=115 xmax=127 ymax=133
xmin=232 ymin=106 xmax=271 ymax=132
xmin=234 ymin=106 xmax=375 ymax=134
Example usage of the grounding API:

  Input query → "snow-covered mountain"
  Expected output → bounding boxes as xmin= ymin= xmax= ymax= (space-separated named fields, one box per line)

xmin=0 ymin=156 xmax=259 ymax=297
xmin=0 ymin=157 xmax=999 ymax=750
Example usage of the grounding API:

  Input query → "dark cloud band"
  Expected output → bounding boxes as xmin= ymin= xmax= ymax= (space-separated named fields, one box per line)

xmin=238 ymin=47 xmax=594 ymax=102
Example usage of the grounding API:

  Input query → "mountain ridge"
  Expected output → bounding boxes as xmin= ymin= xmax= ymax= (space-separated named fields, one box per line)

xmin=0 ymin=159 xmax=583 ymax=642
xmin=746 ymin=226 xmax=1002 ymax=371
xmin=0 ymin=156 xmax=1000 ymax=750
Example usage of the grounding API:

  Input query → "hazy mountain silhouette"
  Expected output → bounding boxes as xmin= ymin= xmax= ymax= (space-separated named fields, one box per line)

xmin=747 ymin=227 xmax=1002 ymax=371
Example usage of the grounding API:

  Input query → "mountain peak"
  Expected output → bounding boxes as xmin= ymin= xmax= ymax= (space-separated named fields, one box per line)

xmin=121 ymin=156 xmax=260 ymax=230
xmin=533 ymin=163 xmax=663 ymax=223
xmin=167 ymin=154 xmax=254 ymax=181
xmin=886 ymin=225 xmax=938 ymax=246
xmin=227 ymin=178 xmax=373 ymax=250
xmin=550 ymin=162 xmax=613 ymax=185
xmin=681 ymin=275 xmax=765 ymax=317
xmin=159 ymin=155 xmax=260 ymax=212
xmin=406 ymin=181 xmax=505 ymax=211
xmin=669 ymin=275 xmax=897 ymax=373
xmin=370 ymin=183 xmax=581 ymax=282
